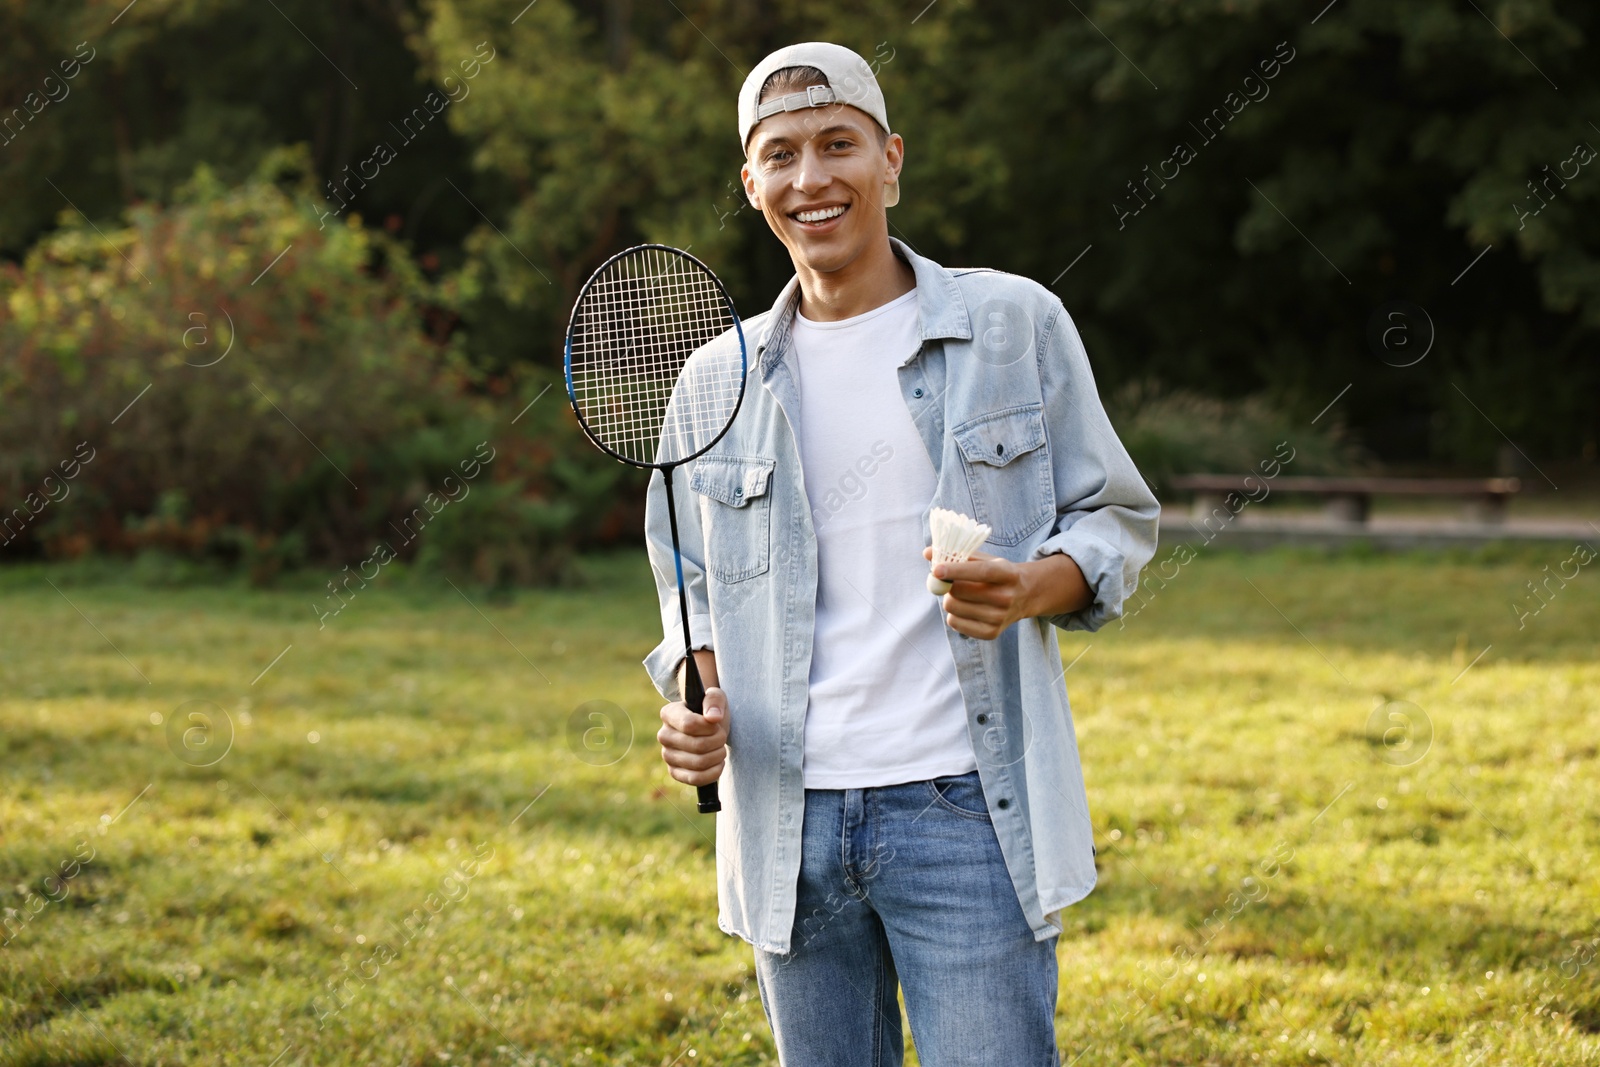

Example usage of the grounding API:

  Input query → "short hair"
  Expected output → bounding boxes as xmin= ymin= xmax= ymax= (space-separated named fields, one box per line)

xmin=756 ymin=65 xmax=889 ymax=147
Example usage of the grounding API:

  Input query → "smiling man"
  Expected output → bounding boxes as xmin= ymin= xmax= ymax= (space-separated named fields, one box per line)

xmin=643 ymin=42 xmax=1160 ymax=1064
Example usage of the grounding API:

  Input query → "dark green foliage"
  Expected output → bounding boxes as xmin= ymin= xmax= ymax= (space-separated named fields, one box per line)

xmin=0 ymin=0 xmax=478 ymax=266
xmin=425 ymin=0 xmax=1598 ymax=464
xmin=2 ymin=0 xmax=1597 ymax=586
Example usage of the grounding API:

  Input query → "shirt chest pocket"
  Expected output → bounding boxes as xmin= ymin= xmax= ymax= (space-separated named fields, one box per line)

xmin=689 ymin=454 xmax=776 ymax=583
xmin=952 ymin=405 xmax=1054 ymax=547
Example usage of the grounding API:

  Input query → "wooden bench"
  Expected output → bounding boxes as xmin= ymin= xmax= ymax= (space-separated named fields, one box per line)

xmin=1168 ymin=474 xmax=1522 ymax=524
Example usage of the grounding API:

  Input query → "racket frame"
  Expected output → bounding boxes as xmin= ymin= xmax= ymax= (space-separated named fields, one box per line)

xmin=564 ymin=243 xmax=748 ymax=470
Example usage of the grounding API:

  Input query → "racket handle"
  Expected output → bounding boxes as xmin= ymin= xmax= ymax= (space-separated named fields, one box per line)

xmin=680 ymin=653 xmax=722 ymax=815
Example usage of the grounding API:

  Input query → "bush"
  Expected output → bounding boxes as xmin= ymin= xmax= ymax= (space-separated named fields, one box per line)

xmin=0 ymin=152 xmax=626 ymax=584
xmin=1107 ymin=382 xmax=1368 ymax=496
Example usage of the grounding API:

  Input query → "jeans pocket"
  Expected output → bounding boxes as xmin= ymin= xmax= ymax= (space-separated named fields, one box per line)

xmin=925 ymin=772 xmax=991 ymax=820
xmin=690 ymin=454 xmax=775 ymax=583
xmin=952 ymin=405 xmax=1054 ymax=546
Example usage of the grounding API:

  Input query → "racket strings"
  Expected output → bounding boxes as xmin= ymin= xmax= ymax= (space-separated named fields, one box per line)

xmin=569 ymin=247 xmax=744 ymax=467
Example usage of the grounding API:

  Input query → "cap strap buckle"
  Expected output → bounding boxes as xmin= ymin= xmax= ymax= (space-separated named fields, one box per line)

xmin=756 ymin=85 xmax=838 ymax=121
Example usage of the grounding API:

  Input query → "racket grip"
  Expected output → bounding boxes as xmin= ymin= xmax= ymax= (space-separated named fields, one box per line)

xmin=680 ymin=653 xmax=722 ymax=815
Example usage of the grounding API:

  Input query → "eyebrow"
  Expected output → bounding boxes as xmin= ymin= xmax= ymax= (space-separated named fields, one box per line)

xmin=754 ymin=123 xmax=867 ymax=153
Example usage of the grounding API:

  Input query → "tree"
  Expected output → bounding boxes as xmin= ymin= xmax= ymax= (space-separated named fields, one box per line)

xmin=0 ymin=0 xmax=477 ymax=267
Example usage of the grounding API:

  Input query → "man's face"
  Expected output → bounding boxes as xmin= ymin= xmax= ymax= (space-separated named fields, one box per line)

xmin=741 ymin=101 xmax=903 ymax=274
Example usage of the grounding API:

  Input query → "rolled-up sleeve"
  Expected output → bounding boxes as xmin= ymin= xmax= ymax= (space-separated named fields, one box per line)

xmin=1029 ymin=302 xmax=1160 ymax=632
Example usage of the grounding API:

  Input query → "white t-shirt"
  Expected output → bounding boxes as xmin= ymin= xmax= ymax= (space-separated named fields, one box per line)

xmin=792 ymin=287 xmax=978 ymax=789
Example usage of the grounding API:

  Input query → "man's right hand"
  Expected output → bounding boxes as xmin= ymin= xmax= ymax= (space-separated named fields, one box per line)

xmin=658 ymin=686 xmax=729 ymax=787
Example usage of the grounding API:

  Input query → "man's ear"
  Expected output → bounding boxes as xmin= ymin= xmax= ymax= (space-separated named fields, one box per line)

xmin=884 ymin=132 xmax=905 ymax=185
xmin=740 ymin=162 xmax=761 ymax=209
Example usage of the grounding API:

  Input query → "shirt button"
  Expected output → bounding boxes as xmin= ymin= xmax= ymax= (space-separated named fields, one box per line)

xmin=734 ymin=488 xmax=743 ymax=498
xmin=976 ymin=713 xmax=988 ymax=724
xmin=912 ymin=387 xmax=924 ymax=398
xmin=997 ymin=798 xmax=1011 ymax=810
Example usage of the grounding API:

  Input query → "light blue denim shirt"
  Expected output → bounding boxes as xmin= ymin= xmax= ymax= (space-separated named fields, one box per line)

xmin=643 ymin=237 xmax=1159 ymax=953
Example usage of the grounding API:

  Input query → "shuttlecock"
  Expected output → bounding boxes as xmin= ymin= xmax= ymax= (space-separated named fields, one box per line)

xmin=926 ymin=507 xmax=991 ymax=595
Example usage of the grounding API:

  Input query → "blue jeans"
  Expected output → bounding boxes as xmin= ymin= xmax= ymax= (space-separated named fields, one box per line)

xmin=752 ymin=771 xmax=1061 ymax=1066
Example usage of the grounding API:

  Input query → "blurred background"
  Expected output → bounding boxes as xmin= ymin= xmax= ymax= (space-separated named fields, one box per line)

xmin=2 ymin=0 xmax=1595 ymax=579
xmin=3 ymin=2 xmax=1599 ymax=1065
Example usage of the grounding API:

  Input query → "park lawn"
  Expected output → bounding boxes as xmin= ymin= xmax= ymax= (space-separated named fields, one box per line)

xmin=1 ymin=542 xmax=1598 ymax=1066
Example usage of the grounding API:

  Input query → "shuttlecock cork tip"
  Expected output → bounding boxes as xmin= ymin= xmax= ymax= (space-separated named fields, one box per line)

xmin=926 ymin=508 xmax=990 ymax=596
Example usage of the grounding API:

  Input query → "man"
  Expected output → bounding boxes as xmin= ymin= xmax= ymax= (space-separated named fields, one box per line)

xmin=643 ymin=41 xmax=1159 ymax=1064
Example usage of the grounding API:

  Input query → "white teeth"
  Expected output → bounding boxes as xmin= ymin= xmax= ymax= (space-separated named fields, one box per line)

xmin=795 ymin=205 xmax=846 ymax=223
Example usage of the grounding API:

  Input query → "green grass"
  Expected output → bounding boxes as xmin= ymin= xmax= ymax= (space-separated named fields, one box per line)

xmin=1 ymin=544 xmax=1598 ymax=1065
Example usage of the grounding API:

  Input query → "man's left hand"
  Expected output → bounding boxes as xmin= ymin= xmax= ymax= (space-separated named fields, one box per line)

xmin=924 ymin=547 xmax=1028 ymax=640
xmin=923 ymin=546 xmax=1092 ymax=640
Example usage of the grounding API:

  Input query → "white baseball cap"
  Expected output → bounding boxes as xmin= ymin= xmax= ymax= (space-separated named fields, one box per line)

xmin=738 ymin=42 xmax=899 ymax=208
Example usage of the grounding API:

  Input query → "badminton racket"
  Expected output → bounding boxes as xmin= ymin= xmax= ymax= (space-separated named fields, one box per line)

xmin=564 ymin=244 xmax=748 ymax=814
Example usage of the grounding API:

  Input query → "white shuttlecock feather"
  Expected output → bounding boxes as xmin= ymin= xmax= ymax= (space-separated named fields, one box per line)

xmin=926 ymin=507 xmax=991 ymax=595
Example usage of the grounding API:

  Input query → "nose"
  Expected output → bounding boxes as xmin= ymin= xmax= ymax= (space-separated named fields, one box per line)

xmin=791 ymin=145 xmax=830 ymax=196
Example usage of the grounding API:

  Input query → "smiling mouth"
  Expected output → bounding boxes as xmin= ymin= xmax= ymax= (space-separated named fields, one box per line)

xmin=792 ymin=204 xmax=848 ymax=225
